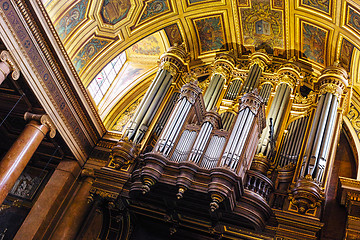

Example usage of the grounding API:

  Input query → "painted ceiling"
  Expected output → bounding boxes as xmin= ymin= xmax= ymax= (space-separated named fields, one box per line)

xmin=43 ymin=0 xmax=360 ymax=132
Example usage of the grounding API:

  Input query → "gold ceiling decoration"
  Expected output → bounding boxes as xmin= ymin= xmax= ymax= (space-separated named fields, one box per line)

xmin=44 ymin=0 xmax=360 ymax=129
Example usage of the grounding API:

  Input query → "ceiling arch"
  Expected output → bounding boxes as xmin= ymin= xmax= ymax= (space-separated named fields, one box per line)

xmin=43 ymin=0 xmax=360 ymax=131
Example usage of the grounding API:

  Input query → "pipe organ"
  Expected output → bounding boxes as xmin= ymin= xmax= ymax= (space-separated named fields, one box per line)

xmin=124 ymin=44 xmax=189 ymax=144
xmin=107 ymin=48 xmax=351 ymax=238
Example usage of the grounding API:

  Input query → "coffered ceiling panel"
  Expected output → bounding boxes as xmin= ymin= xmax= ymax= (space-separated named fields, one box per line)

xmin=42 ymin=0 xmax=360 ymax=129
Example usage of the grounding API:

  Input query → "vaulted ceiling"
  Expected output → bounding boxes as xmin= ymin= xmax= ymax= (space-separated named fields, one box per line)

xmin=43 ymin=0 xmax=360 ymax=132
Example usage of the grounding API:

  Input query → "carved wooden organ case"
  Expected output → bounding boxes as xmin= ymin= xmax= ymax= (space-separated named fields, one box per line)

xmin=94 ymin=44 xmax=351 ymax=238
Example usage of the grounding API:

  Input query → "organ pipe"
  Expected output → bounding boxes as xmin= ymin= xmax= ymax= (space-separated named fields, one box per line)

xmin=257 ymin=83 xmax=291 ymax=156
xmin=299 ymin=65 xmax=348 ymax=183
xmin=155 ymin=81 xmax=202 ymax=157
xmin=124 ymin=44 xmax=188 ymax=144
xmin=220 ymin=90 xmax=265 ymax=172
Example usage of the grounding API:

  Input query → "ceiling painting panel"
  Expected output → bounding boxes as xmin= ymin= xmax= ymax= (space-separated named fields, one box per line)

xmin=193 ymin=15 xmax=227 ymax=55
xmin=164 ymin=24 xmax=183 ymax=46
xmin=300 ymin=21 xmax=329 ymax=66
xmin=346 ymin=4 xmax=360 ymax=35
xmin=73 ymin=37 xmax=110 ymax=73
xmin=239 ymin=0 xmax=285 ymax=54
xmin=237 ymin=0 xmax=250 ymax=7
xmin=54 ymin=0 xmax=89 ymax=41
xmin=100 ymin=0 xmax=131 ymax=25
xmin=300 ymin=0 xmax=331 ymax=15
xmin=271 ymin=0 xmax=284 ymax=9
xmin=136 ymin=0 xmax=172 ymax=26
xmin=339 ymin=37 xmax=356 ymax=72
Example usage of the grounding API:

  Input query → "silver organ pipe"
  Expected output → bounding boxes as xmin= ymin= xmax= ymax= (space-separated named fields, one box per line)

xmin=189 ymin=121 xmax=213 ymax=164
xmin=153 ymin=92 xmax=181 ymax=137
xmin=203 ymin=74 xmax=225 ymax=111
xmin=155 ymin=81 xmax=201 ymax=157
xmin=300 ymin=95 xmax=325 ymax=176
xmin=126 ymin=69 xmax=169 ymax=141
xmin=134 ymin=73 xmax=173 ymax=142
xmin=257 ymin=83 xmax=291 ymax=156
xmin=277 ymin=116 xmax=309 ymax=167
xmin=300 ymin=90 xmax=342 ymax=183
xmin=170 ymin=130 xmax=197 ymax=162
xmin=201 ymin=135 xmax=226 ymax=169
xmin=313 ymin=95 xmax=338 ymax=182
xmin=240 ymin=63 xmax=262 ymax=95
xmin=219 ymin=90 xmax=264 ymax=172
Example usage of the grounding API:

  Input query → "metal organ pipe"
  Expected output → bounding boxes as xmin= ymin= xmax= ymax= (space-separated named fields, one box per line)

xmin=204 ymin=74 xmax=225 ymax=111
xmin=301 ymin=95 xmax=325 ymax=176
xmin=202 ymin=135 xmax=226 ymax=169
xmin=257 ymin=83 xmax=291 ymax=156
xmin=171 ymin=130 xmax=197 ymax=162
xmin=225 ymin=79 xmax=243 ymax=100
xmin=126 ymin=69 xmax=169 ymax=141
xmin=155 ymin=81 xmax=202 ymax=157
xmin=240 ymin=63 xmax=262 ymax=95
xmin=310 ymin=93 xmax=332 ymax=163
xmin=154 ymin=92 xmax=180 ymax=137
xmin=259 ymin=83 xmax=272 ymax=105
xmin=189 ymin=121 xmax=213 ymax=164
xmin=221 ymin=107 xmax=255 ymax=170
xmin=134 ymin=73 xmax=173 ymax=142
xmin=221 ymin=112 xmax=235 ymax=131
xmin=313 ymin=95 xmax=338 ymax=181
xmin=156 ymin=97 xmax=191 ymax=156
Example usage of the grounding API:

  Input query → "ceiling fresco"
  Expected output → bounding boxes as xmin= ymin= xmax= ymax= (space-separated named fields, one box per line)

xmin=44 ymin=0 xmax=360 ymax=131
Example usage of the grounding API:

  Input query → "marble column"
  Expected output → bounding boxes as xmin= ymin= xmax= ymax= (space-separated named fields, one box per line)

xmin=14 ymin=160 xmax=81 ymax=240
xmin=0 ymin=50 xmax=20 ymax=84
xmin=50 ymin=170 xmax=95 ymax=240
xmin=0 ymin=112 xmax=55 ymax=205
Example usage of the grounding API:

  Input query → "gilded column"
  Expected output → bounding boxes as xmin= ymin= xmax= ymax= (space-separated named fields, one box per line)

xmin=0 ymin=112 xmax=55 ymax=205
xmin=203 ymin=52 xmax=235 ymax=111
xmin=50 ymin=169 xmax=95 ymax=240
xmin=291 ymin=64 xmax=348 ymax=214
xmin=0 ymin=50 xmax=20 ymax=84
xmin=124 ymin=44 xmax=188 ymax=144
xmin=240 ymin=51 xmax=271 ymax=95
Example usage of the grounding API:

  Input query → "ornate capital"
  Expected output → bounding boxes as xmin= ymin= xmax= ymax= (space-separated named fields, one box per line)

xmin=24 ymin=112 xmax=56 ymax=138
xmin=248 ymin=51 xmax=272 ymax=70
xmin=318 ymin=64 xmax=348 ymax=99
xmin=180 ymin=80 xmax=202 ymax=104
xmin=239 ymin=89 xmax=264 ymax=115
xmin=159 ymin=44 xmax=189 ymax=78
xmin=0 ymin=50 xmax=20 ymax=80
xmin=212 ymin=51 xmax=236 ymax=80
xmin=277 ymin=61 xmax=301 ymax=90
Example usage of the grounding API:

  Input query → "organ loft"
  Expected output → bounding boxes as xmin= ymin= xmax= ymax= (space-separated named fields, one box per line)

xmin=0 ymin=0 xmax=360 ymax=240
